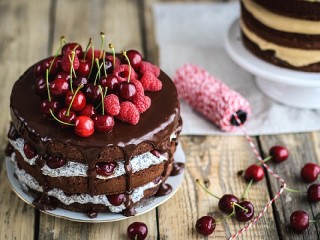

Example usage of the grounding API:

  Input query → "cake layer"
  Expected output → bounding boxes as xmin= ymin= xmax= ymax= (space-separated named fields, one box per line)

xmin=241 ymin=2 xmax=320 ymax=49
xmin=252 ymin=0 xmax=320 ymax=20
xmin=241 ymin=31 xmax=320 ymax=72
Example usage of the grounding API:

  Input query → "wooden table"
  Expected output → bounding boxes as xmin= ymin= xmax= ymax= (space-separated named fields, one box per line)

xmin=0 ymin=0 xmax=319 ymax=239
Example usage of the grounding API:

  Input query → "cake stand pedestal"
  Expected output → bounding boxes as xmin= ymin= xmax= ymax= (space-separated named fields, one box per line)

xmin=225 ymin=19 xmax=320 ymax=109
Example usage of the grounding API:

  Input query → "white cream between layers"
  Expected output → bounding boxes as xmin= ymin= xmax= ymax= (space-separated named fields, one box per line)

xmin=10 ymin=137 xmax=168 ymax=179
xmin=241 ymin=21 xmax=320 ymax=67
xmin=13 ymin=160 xmax=161 ymax=213
xmin=242 ymin=0 xmax=320 ymax=35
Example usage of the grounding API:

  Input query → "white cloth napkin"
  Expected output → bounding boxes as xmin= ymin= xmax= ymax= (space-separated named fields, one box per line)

xmin=153 ymin=2 xmax=320 ymax=135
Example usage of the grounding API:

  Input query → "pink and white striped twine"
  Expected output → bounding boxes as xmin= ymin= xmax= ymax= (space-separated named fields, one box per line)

xmin=173 ymin=64 xmax=286 ymax=239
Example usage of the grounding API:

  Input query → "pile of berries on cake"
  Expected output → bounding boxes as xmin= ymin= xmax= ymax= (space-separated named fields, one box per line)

xmin=35 ymin=34 xmax=162 ymax=137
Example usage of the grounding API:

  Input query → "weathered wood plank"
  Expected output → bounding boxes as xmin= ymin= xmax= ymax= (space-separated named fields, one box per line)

xmin=157 ymin=136 xmax=279 ymax=239
xmin=37 ymin=1 xmax=157 ymax=239
xmin=0 ymin=0 xmax=51 ymax=239
xmin=260 ymin=133 xmax=320 ymax=240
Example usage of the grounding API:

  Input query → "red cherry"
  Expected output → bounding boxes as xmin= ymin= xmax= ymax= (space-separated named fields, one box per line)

xmin=79 ymin=104 xmax=96 ymax=118
xmin=50 ymin=78 xmax=69 ymax=97
xmin=301 ymin=163 xmax=320 ymax=183
xmin=65 ymin=91 xmax=86 ymax=111
xmin=57 ymin=108 xmax=77 ymax=128
xmin=127 ymin=222 xmax=148 ymax=240
xmin=45 ymin=155 xmax=67 ymax=169
xmin=76 ymin=59 xmax=90 ymax=77
xmin=92 ymin=115 xmax=114 ymax=133
xmin=307 ymin=184 xmax=320 ymax=202
xmin=93 ymin=58 xmax=113 ymax=76
xmin=95 ymin=162 xmax=116 ymax=176
xmin=235 ymin=201 xmax=254 ymax=222
xmin=55 ymin=71 xmax=71 ymax=81
xmin=73 ymin=76 xmax=88 ymax=89
xmin=99 ymin=74 xmax=119 ymax=93
xmin=195 ymin=216 xmax=216 ymax=236
xmin=74 ymin=116 xmax=94 ymax=137
xmin=86 ymin=48 xmax=101 ymax=61
xmin=269 ymin=145 xmax=289 ymax=163
xmin=244 ymin=164 xmax=264 ymax=182
xmin=119 ymin=82 xmax=136 ymax=100
xmin=123 ymin=50 xmax=143 ymax=70
xmin=42 ymin=57 xmax=61 ymax=75
xmin=62 ymin=42 xmax=83 ymax=57
xmin=290 ymin=210 xmax=309 ymax=233
xmin=107 ymin=194 xmax=126 ymax=206
xmin=151 ymin=150 xmax=161 ymax=158
xmin=40 ymin=100 xmax=60 ymax=117
xmin=23 ymin=142 xmax=37 ymax=159
xmin=35 ymin=63 xmax=44 ymax=77
xmin=218 ymin=194 xmax=239 ymax=214
xmin=84 ymin=84 xmax=102 ymax=103
xmin=35 ymin=76 xmax=47 ymax=96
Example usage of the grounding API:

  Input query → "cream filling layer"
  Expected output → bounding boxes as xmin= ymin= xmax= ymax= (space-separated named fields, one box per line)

xmin=13 ymin=160 xmax=161 ymax=213
xmin=242 ymin=0 xmax=320 ymax=35
xmin=241 ymin=21 xmax=320 ymax=67
xmin=10 ymin=138 xmax=167 ymax=179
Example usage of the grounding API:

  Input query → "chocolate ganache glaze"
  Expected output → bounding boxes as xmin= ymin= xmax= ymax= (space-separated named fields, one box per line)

xmin=10 ymin=58 xmax=182 ymax=215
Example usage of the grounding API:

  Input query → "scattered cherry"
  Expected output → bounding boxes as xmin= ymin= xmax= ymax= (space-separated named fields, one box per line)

xmin=119 ymin=82 xmax=136 ymax=100
xmin=45 ymin=155 xmax=67 ymax=169
xmin=124 ymin=50 xmax=143 ymax=70
xmin=65 ymin=91 xmax=86 ymax=111
xmin=218 ymin=194 xmax=239 ymax=214
xmin=23 ymin=142 xmax=37 ymax=159
xmin=269 ymin=145 xmax=289 ymax=163
xmin=290 ymin=210 xmax=309 ymax=233
xmin=79 ymin=104 xmax=96 ymax=117
xmin=195 ymin=216 xmax=216 ymax=236
xmin=40 ymin=99 xmax=60 ymax=117
xmin=244 ymin=164 xmax=264 ymax=182
xmin=92 ymin=115 xmax=114 ymax=133
xmin=57 ymin=108 xmax=77 ymax=128
xmin=235 ymin=201 xmax=254 ymax=222
xmin=107 ymin=194 xmax=126 ymax=206
xmin=84 ymin=84 xmax=102 ymax=103
xmin=50 ymin=78 xmax=69 ymax=96
xmin=74 ymin=116 xmax=94 ymax=137
xmin=95 ymin=162 xmax=116 ymax=176
xmin=307 ymin=184 xmax=320 ymax=202
xmin=300 ymin=163 xmax=320 ymax=183
xmin=127 ymin=222 xmax=148 ymax=240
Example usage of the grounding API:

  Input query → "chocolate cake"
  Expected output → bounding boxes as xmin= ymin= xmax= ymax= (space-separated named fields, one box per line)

xmin=240 ymin=0 xmax=320 ymax=72
xmin=6 ymin=38 xmax=182 ymax=217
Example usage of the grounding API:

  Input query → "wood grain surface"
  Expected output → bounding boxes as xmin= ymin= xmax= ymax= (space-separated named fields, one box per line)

xmin=0 ymin=0 xmax=319 ymax=240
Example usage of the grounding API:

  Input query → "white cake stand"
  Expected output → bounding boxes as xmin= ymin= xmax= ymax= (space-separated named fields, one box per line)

xmin=225 ymin=19 xmax=320 ymax=109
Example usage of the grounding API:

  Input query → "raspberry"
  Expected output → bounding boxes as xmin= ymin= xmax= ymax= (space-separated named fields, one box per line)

xmin=113 ymin=64 xmax=138 ymax=82
xmin=140 ymin=61 xmax=160 ymax=77
xmin=133 ymin=95 xmax=151 ymax=113
xmin=140 ymin=72 xmax=162 ymax=92
xmin=117 ymin=101 xmax=140 ymax=125
xmin=104 ymin=94 xmax=120 ymax=116
xmin=61 ymin=50 xmax=80 ymax=72
xmin=130 ymin=79 xmax=144 ymax=95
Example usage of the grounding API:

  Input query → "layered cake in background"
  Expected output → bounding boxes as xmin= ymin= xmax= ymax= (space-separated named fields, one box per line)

xmin=5 ymin=36 xmax=182 ymax=218
xmin=240 ymin=0 xmax=320 ymax=72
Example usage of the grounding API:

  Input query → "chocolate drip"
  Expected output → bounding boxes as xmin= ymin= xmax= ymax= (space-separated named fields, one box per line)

xmin=170 ymin=162 xmax=185 ymax=176
xmin=33 ymin=194 xmax=57 ymax=210
xmin=155 ymin=183 xmax=172 ymax=197
xmin=5 ymin=143 xmax=14 ymax=157
xmin=7 ymin=122 xmax=20 ymax=140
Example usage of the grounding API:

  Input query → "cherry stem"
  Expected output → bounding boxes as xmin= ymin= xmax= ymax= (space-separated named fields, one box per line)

xmin=216 ymin=208 xmax=235 ymax=223
xmin=48 ymin=36 xmax=65 ymax=73
xmin=98 ymin=85 xmax=104 ymax=115
xmin=88 ymin=45 xmax=95 ymax=79
xmin=67 ymin=84 xmax=83 ymax=116
xmin=241 ymin=179 xmax=253 ymax=200
xmin=109 ymin=43 xmax=115 ymax=67
xmin=195 ymin=179 xmax=220 ymax=200
xmin=122 ymin=50 xmax=131 ymax=83
xmin=284 ymin=187 xmax=301 ymax=193
xmin=94 ymin=59 xmax=103 ymax=85
xmin=100 ymin=32 xmax=105 ymax=59
xmin=68 ymin=51 xmax=76 ymax=93
xmin=309 ymin=220 xmax=317 ymax=223
xmin=104 ymin=86 xmax=108 ymax=97
xmin=49 ymin=109 xmax=74 ymax=126
xmin=258 ymin=156 xmax=272 ymax=165
xmin=103 ymin=50 xmax=107 ymax=77
xmin=45 ymin=69 xmax=51 ymax=102
xmin=83 ymin=38 xmax=92 ymax=60
xmin=60 ymin=36 xmax=66 ymax=46
xmin=233 ymin=202 xmax=249 ymax=213
xmin=134 ymin=234 xmax=138 ymax=240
